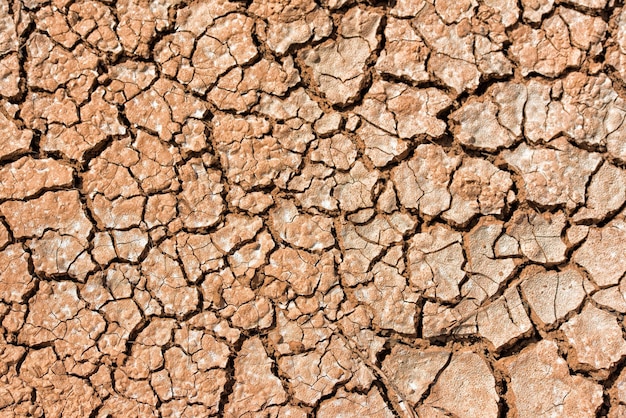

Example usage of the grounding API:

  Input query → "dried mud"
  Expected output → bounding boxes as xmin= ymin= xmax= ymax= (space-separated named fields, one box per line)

xmin=1 ymin=0 xmax=626 ymax=417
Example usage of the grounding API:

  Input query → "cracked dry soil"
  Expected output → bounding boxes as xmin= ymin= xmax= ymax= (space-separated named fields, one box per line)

xmin=2 ymin=0 xmax=626 ymax=416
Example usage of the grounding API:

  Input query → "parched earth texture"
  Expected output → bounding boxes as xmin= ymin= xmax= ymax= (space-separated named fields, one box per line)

xmin=2 ymin=0 xmax=626 ymax=416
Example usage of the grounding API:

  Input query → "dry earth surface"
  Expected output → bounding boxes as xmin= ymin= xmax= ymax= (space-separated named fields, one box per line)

xmin=1 ymin=0 xmax=626 ymax=416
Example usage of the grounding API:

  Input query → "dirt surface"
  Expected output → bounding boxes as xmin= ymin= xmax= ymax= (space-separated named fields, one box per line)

xmin=1 ymin=0 xmax=626 ymax=416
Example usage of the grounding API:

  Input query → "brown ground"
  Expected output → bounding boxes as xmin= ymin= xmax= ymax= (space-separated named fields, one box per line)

xmin=1 ymin=0 xmax=626 ymax=416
